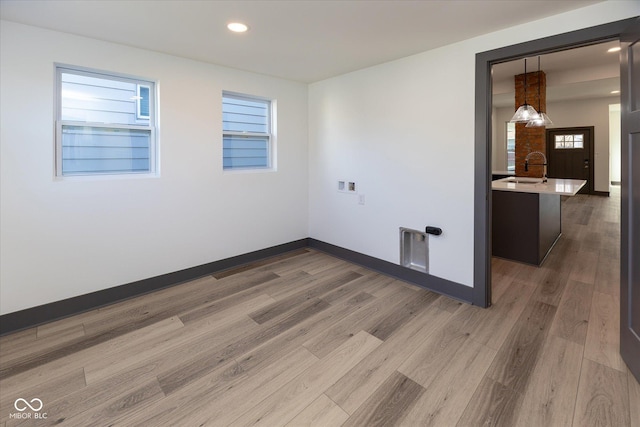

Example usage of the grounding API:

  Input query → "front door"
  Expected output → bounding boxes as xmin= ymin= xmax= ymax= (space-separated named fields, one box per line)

xmin=620 ymin=17 xmax=640 ymax=384
xmin=546 ymin=127 xmax=593 ymax=194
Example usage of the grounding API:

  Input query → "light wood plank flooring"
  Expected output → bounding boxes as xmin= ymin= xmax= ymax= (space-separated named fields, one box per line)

xmin=1 ymin=187 xmax=638 ymax=426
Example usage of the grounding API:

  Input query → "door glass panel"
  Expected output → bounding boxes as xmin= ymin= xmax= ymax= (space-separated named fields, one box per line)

xmin=554 ymin=133 xmax=586 ymax=149
xmin=574 ymin=134 xmax=583 ymax=148
xmin=565 ymin=135 xmax=573 ymax=149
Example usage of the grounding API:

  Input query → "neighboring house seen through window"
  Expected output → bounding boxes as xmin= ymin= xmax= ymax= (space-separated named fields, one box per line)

xmin=222 ymin=92 xmax=273 ymax=170
xmin=56 ymin=65 xmax=157 ymax=176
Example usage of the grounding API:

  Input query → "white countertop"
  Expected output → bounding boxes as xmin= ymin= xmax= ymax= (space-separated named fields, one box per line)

xmin=492 ymin=177 xmax=586 ymax=196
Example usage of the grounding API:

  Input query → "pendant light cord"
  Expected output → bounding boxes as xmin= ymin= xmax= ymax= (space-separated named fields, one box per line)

xmin=524 ymin=58 xmax=528 ymax=105
xmin=537 ymin=56 xmax=541 ymax=112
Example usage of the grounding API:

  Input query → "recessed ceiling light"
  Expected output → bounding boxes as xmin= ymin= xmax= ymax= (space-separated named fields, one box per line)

xmin=607 ymin=46 xmax=621 ymax=53
xmin=611 ymin=90 xmax=620 ymax=94
xmin=227 ymin=22 xmax=248 ymax=33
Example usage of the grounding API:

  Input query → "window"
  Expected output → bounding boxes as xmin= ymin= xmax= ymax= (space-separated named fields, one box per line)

xmin=506 ymin=122 xmax=516 ymax=171
xmin=222 ymin=92 xmax=272 ymax=170
xmin=555 ymin=134 xmax=584 ymax=149
xmin=56 ymin=65 xmax=156 ymax=176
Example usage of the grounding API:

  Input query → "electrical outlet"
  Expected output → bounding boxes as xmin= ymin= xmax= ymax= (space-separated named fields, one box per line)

xmin=358 ymin=194 xmax=365 ymax=205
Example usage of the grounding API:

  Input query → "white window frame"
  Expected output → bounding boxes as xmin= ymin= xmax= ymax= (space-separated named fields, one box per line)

xmin=222 ymin=91 xmax=274 ymax=172
xmin=55 ymin=64 xmax=158 ymax=178
xmin=506 ymin=121 xmax=516 ymax=172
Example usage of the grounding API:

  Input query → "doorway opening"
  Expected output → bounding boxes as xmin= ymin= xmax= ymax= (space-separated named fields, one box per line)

xmin=472 ymin=17 xmax=636 ymax=308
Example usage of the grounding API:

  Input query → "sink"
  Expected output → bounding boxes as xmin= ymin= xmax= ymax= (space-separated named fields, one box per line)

xmin=502 ymin=177 xmax=543 ymax=184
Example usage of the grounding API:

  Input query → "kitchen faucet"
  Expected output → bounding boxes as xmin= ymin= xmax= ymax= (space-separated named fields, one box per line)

xmin=524 ymin=151 xmax=548 ymax=182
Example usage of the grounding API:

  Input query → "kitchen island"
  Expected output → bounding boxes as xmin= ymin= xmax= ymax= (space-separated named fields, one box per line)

xmin=492 ymin=177 xmax=586 ymax=266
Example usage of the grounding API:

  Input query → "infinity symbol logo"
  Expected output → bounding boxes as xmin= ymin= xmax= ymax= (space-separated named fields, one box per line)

xmin=14 ymin=398 xmax=43 ymax=412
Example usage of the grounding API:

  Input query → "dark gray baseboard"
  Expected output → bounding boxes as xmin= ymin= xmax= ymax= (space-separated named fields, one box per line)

xmin=0 ymin=239 xmax=309 ymax=336
xmin=308 ymin=239 xmax=473 ymax=304
xmin=593 ymin=190 xmax=610 ymax=197
xmin=0 ymin=237 xmax=472 ymax=336
xmin=611 ymin=181 xmax=621 ymax=186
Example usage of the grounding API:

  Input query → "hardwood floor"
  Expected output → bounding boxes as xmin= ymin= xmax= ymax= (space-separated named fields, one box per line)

xmin=1 ymin=187 xmax=638 ymax=426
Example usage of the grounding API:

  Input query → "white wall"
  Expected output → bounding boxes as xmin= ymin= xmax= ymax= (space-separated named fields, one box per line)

xmin=493 ymin=96 xmax=620 ymax=192
xmin=0 ymin=21 xmax=309 ymax=314
xmin=546 ymin=96 xmax=620 ymax=192
xmin=308 ymin=2 xmax=638 ymax=287
xmin=609 ymin=103 xmax=622 ymax=183
xmin=309 ymin=52 xmax=476 ymax=286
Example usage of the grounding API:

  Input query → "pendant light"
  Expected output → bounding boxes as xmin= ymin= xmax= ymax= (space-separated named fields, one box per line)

xmin=510 ymin=58 xmax=539 ymax=123
xmin=526 ymin=56 xmax=554 ymax=127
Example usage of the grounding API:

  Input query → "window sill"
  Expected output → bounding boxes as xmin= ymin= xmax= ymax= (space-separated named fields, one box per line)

xmin=54 ymin=172 xmax=160 ymax=182
xmin=222 ymin=168 xmax=277 ymax=175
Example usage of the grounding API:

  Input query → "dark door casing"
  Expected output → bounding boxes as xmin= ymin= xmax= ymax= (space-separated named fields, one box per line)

xmin=620 ymin=17 xmax=640 ymax=384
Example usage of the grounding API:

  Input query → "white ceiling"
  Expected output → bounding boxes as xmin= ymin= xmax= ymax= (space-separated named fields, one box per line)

xmin=0 ymin=0 xmax=604 ymax=83
xmin=492 ymin=40 xmax=621 ymax=108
